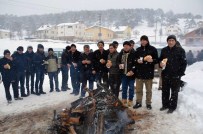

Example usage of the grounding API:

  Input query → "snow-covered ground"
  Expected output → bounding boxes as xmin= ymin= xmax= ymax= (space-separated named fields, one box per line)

xmin=0 ymin=39 xmax=203 ymax=133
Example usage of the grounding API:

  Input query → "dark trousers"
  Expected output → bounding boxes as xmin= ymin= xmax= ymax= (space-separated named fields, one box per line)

xmin=162 ymin=76 xmax=180 ymax=110
xmin=80 ymin=70 xmax=94 ymax=97
xmin=17 ymin=72 xmax=26 ymax=96
xmin=121 ymin=75 xmax=135 ymax=101
xmin=26 ymin=71 xmax=35 ymax=93
xmin=48 ymin=72 xmax=59 ymax=90
xmin=35 ymin=69 xmax=45 ymax=93
xmin=70 ymin=66 xmax=80 ymax=94
xmin=61 ymin=65 xmax=69 ymax=90
xmin=3 ymin=80 xmax=19 ymax=100
xmin=95 ymin=71 xmax=108 ymax=87
xmin=109 ymin=73 xmax=121 ymax=98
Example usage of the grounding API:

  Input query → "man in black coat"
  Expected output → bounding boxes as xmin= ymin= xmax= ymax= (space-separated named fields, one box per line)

xmin=79 ymin=45 xmax=94 ymax=98
xmin=33 ymin=44 xmax=46 ymax=95
xmin=118 ymin=41 xmax=137 ymax=107
xmin=159 ymin=35 xmax=187 ymax=113
xmin=0 ymin=50 xmax=23 ymax=103
xmin=92 ymin=41 xmax=109 ymax=87
xmin=68 ymin=44 xmax=81 ymax=95
xmin=12 ymin=46 xmax=28 ymax=97
xmin=25 ymin=46 xmax=35 ymax=95
xmin=133 ymin=35 xmax=158 ymax=110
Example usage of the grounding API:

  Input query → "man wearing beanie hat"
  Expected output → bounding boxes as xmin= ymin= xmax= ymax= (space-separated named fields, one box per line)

xmin=25 ymin=45 xmax=35 ymax=95
xmin=12 ymin=46 xmax=28 ymax=97
xmin=129 ymin=40 xmax=136 ymax=51
xmin=92 ymin=41 xmax=109 ymax=87
xmin=61 ymin=46 xmax=71 ymax=91
xmin=159 ymin=35 xmax=187 ymax=113
xmin=0 ymin=49 xmax=23 ymax=103
xmin=133 ymin=35 xmax=158 ymax=110
xmin=33 ymin=44 xmax=46 ymax=95
xmin=45 ymin=48 xmax=60 ymax=92
xmin=117 ymin=41 xmax=137 ymax=107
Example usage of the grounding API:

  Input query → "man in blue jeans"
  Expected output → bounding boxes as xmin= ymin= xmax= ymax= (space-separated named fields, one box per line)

xmin=68 ymin=44 xmax=81 ymax=95
xmin=118 ymin=41 xmax=137 ymax=107
xmin=61 ymin=46 xmax=71 ymax=91
xmin=45 ymin=48 xmax=60 ymax=92
xmin=12 ymin=46 xmax=28 ymax=97
xmin=33 ymin=44 xmax=46 ymax=96
xmin=79 ymin=45 xmax=94 ymax=98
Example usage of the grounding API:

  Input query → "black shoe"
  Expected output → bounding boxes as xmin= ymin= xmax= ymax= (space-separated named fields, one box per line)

xmin=36 ymin=93 xmax=41 ymax=96
xmin=160 ymin=107 xmax=168 ymax=111
xmin=147 ymin=104 xmax=152 ymax=110
xmin=61 ymin=89 xmax=67 ymax=91
xmin=7 ymin=100 xmax=12 ymax=104
xmin=31 ymin=91 xmax=36 ymax=94
xmin=167 ymin=109 xmax=175 ymax=114
xmin=40 ymin=91 xmax=46 ymax=94
xmin=133 ymin=103 xmax=142 ymax=109
xmin=56 ymin=89 xmax=60 ymax=92
xmin=15 ymin=97 xmax=23 ymax=100
xmin=21 ymin=94 xmax=28 ymax=97
xmin=70 ymin=92 xmax=75 ymax=94
xmin=74 ymin=93 xmax=79 ymax=96
xmin=50 ymin=90 xmax=53 ymax=92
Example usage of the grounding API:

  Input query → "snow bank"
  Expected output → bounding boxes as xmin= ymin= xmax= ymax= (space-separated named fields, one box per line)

xmin=178 ymin=62 xmax=203 ymax=131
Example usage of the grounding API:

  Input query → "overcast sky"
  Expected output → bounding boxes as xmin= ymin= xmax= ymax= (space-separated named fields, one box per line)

xmin=0 ymin=0 xmax=203 ymax=16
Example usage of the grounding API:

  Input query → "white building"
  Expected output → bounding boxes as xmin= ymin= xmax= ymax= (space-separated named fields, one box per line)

xmin=165 ymin=25 xmax=181 ymax=36
xmin=111 ymin=26 xmax=132 ymax=39
xmin=57 ymin=22 xmax=86 ymax=41
xmin=0 ymin=29 xmax=10 ymax=39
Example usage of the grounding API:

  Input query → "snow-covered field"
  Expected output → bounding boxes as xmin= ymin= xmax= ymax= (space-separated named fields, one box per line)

xmin=0 ymin=39 xmax=203 ymax=134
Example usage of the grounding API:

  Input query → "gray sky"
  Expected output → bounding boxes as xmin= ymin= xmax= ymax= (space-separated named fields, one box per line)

xmin=0 ymin=0 xmax=203 ymax=16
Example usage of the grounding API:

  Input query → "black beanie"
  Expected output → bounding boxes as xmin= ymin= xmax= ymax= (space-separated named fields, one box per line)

xmin=129 ymin=40 xmax=135 ymax=44
xmin=17 ymin=46 xmax=24 ymax=51
xmin=48 ymin=48 xmax=53 ymax=52
xmin=27 ymin=46 xmax=33 ymax=49
xmin=66 ymin=46 xmax=71 ymax=51
xmin=123 ymin=41 xmax=131 ymax=47
xmin=38 ymin=44 xmax=44 ymax=49
xmin=4 ymin=49 xmax=10 ymax=55
xmin=71 ymin=44 xmax=76 ymax=48
xmin=112 ymin=41 xmax=119 ymax=46
xmin=140 ymin=35 xmax=149 ymax=42
xmin=167 ymin=35 xmax=177 ymax=42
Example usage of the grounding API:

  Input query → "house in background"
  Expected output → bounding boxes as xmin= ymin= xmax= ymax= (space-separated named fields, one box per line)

xmin=165 ymin=25 xmax=181 ymax=36
xmin=35 ymin=24 xmax=53 ymax=39
xmin=184 ymin=27 xmax=203 ymax=46
xmin=111 ymin=26 xmax=132 ymax=39
xmin=85 ymin=25 xmax=114 ymax=41
xmin=0 ymin=29 xmax=10 ymax=39
xmin=57 ymin=22 xmax=86 ymax=41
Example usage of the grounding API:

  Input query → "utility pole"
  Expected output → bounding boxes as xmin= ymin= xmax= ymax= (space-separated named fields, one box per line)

xmin=98 ymin=13 xmax=102 ymax=40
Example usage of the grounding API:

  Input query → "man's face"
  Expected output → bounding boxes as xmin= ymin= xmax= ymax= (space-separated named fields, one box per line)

xmin=5 ymin=53 xmax=10 ymax=59
xmin=98 ymin=43 xmax=104 ymax=50
xmin=18 ymin=49 xmax=23 ymax=54
xmin=141 ymin=40 xmax=148 ymax=47
xmin=123 ymin=45 xmax=131 ymax=52
xmin=28 ymin=48 xmax=33 ymax=53
xmin=84 ymin=47 xmax=90 ymax=53
xmin=109 ymin=46 xmax=116 ymax=54
xmin=167 ymin=39 xmax=176 ymax=48
xmin=131 ymin=43 xmax=135 ymax=49
xmin=39 ymin=48 xmax=44 ymax=52
xmin=48 ymin=51 xmax=54 ymax=55
xmin=71 ymin=47 xmax=76 ymax=52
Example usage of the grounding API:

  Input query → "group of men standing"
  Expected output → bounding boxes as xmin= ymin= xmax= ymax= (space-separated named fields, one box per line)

xmin=0 ymin=34 xmax=187 ymax=114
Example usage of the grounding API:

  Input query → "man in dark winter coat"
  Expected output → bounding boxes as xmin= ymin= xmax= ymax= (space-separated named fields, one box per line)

xmin=107 ymin=43 xmax=120 ymax=98
xmin=68 ymin=44 xmax=81 ymax=95
xmin=12 ymin=46 xmax=28 ymax=97
xmin=92 ymin=41 xmax=109 ymax=87
xmin=79 ymin=45 xmax=94 ymax=98
xmin=159 ymin=35 xmax=187 ymax=114
xmin=33 ymin=44 xmax=46 ymax=95
xmin=0 ymin=50 xmax=23 ymax=103
xmin=45 ymin=48 xmax=60 ymax=92
xmin=118 ymin=41 xmax=137 ymax=107
xmin=186 ymin=50 xmax=194 ymax=65
xmin=133 ymin=35 xmax=158 ymax=110
xmin=25 ymin=46 xmax=35 ymax=95
xmin=61 ymin=46 xmax=71 ymax=91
